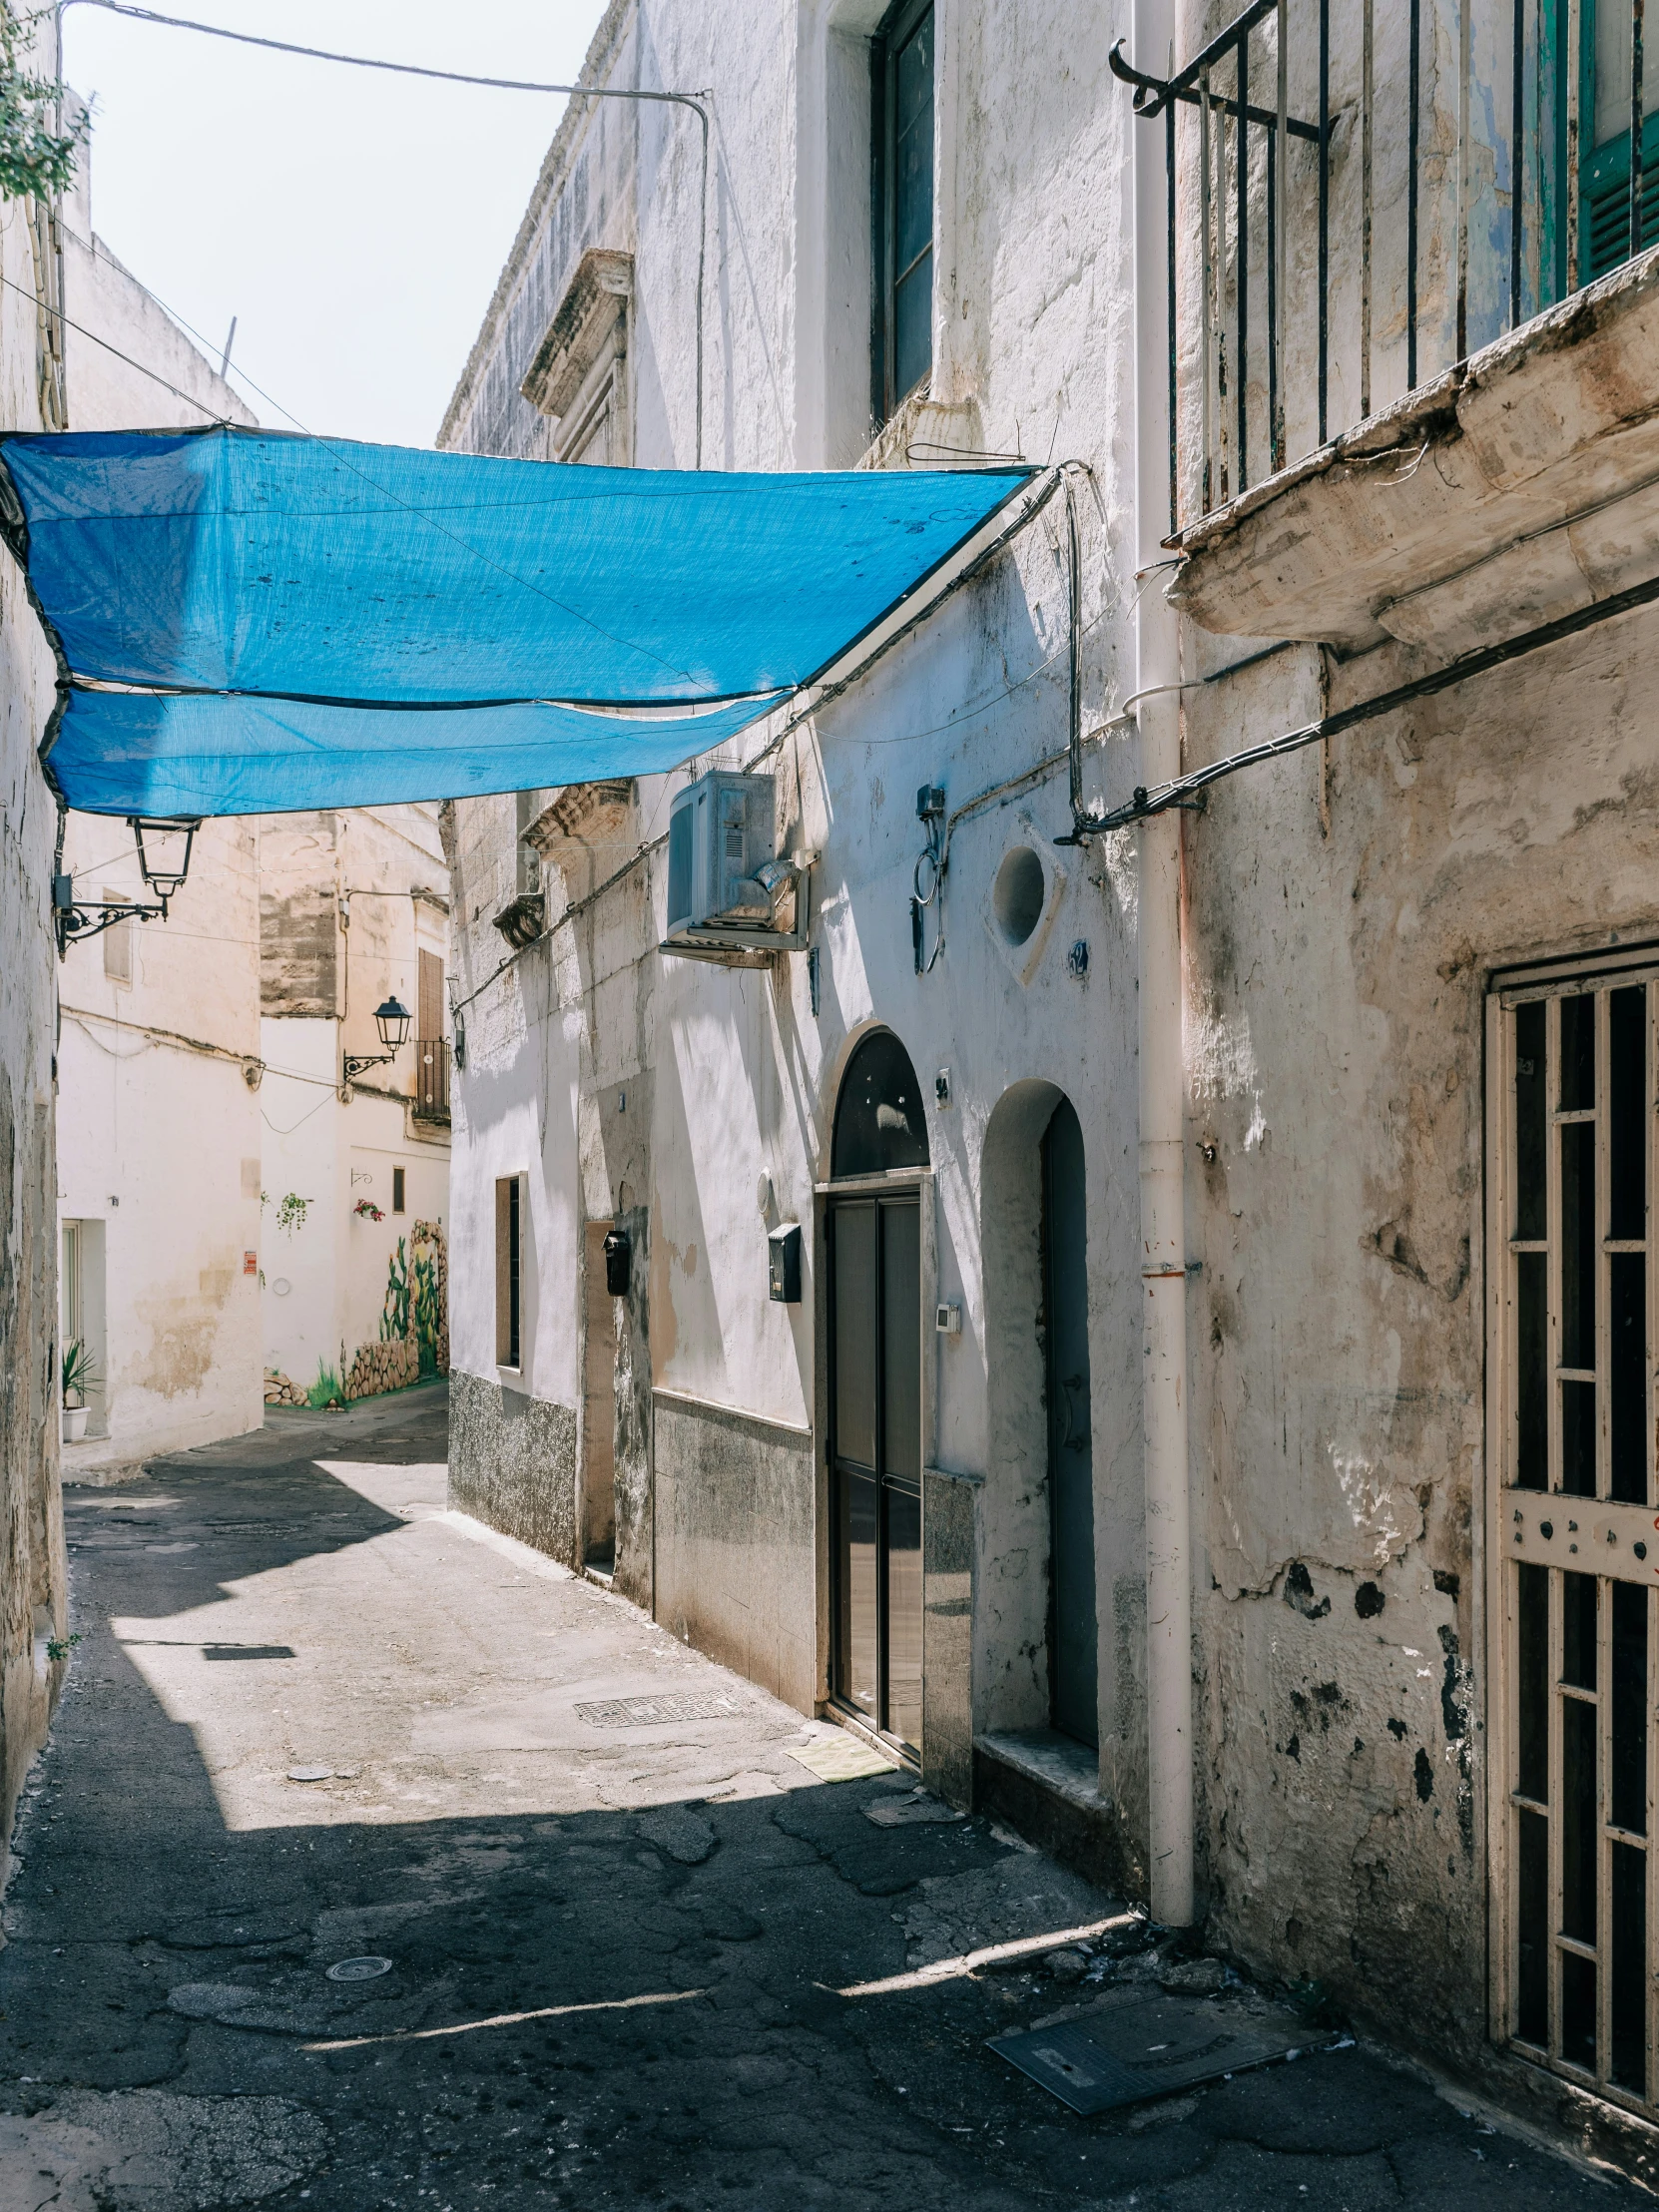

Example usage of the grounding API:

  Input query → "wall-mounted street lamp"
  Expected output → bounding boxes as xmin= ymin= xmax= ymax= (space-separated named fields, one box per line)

xmin=53 ymin=814 xmax=202 ymax=959
xmin=343 ymin=995 xmax=412 ymax=1084
xmin=131 ymin=817 xmax=199 ymax=899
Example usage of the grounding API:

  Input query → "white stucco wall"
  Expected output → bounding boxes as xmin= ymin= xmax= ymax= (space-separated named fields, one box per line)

xmin=56 ymin=820 xmax=264 ymax=1464
xmin=440 ymin=0 xmax=1147 ymax=1755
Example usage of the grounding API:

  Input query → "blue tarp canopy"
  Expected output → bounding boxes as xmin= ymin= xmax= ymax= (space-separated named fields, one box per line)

xmin=0 ymin=426 xmax=1031 ymax=817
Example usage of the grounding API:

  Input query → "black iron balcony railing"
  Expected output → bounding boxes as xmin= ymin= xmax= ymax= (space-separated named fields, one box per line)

xmin=1114 ymin=0 xmax=1659 ymax=534
xmin=414 ymin=1036 xmax=450 ymax=1122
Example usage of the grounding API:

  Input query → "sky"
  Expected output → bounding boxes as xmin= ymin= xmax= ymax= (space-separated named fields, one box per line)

xmin=60 ymin=1 xmax=611 ymax=447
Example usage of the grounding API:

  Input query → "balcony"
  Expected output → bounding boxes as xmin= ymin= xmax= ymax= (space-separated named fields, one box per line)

xmin=1115 ymin=0 xmax=1659 ymax=536
xmin=413 ymin=1037 xmax=450 ymax=1124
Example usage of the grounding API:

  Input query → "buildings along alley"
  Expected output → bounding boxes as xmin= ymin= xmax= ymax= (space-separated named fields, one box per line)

xmin=2 ymin=0 xmax=1659 ymax=2200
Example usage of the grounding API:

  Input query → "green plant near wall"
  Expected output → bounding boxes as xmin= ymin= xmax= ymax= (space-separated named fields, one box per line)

xmin=304 ymin=1361 xmax=344 ymax=1410
xmin=275 ymin=1192 xmax=311 ymax=1238
xmin=0 ymin=7 xmax=88 ymax=200
xmin=411 ymin=1250 xmax=441 ymax=1376
xmin=379 ymin=1237 xmax=410 ymax=1342
xmin=61 ymin=1336 xmax=99 ymax=1405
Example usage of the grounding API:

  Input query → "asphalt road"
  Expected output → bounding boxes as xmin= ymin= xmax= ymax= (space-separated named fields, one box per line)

xmin=0 ymin=1384 xmax=1638 ymax=2210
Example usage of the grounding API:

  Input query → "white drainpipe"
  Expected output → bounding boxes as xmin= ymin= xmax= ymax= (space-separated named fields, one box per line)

xmin=1133 ymin=0 xmax=1195 ymax=1929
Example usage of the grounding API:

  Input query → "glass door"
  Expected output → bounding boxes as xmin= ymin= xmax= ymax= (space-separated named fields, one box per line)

xmin=830 ymin=1192 xmax=922 ymax=1754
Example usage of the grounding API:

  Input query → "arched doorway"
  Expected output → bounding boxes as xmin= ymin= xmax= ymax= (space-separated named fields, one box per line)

xmin=827 ymin=1028 xmax=928 ymax=1754
xmin=1042 ymin=1096 xmax=1097 ymax=1746
xmin=979 ymin=1081 xmax=1098 ymax=1748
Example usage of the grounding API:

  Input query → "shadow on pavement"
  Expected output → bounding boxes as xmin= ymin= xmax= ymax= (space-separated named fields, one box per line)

xmin=0 ymin=1386 xmax=1634 ymax=2211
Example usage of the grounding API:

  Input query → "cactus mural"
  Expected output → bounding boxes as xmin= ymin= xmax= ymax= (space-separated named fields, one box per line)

xmin=340 ymin=1219 xmax=449 ymax=1400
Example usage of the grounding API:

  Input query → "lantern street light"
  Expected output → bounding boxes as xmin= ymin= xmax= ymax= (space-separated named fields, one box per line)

xmin=52 ymin=814 xmax=203 ymax=959
xmin=131 ymin=817 xmax=199 ymax=899
xmin=343 ymin=996 xmax=412 ymax=1084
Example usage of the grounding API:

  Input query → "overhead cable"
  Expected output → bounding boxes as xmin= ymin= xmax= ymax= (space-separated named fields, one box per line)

xmin=1084 ymin=564 xmax=1659 ymax=833
xmin=0 ymin=270 xmax=232 ymax=421
xmin=59 ymin=0 xmax=713 ymax=466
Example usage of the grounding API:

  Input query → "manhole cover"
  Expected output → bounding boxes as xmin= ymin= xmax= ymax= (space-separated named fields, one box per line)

xmin=575 ymin=1692 xmax=747 ymax=1727
xmin=286 ymin=1766 xmax=332 ymax=1783
xmin=326 ymin=1955 xmax=392 ymax=1982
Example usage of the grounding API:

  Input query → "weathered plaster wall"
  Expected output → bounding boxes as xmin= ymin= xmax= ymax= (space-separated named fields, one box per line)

xmin=0 ymin=328 xmax=63 ymax=1867
xmin=10 ymin=69 xmax=259 ymax=1850
xmin=449 ymin=1370 xmax=578 ymax=1561
xmin=652 ymin=1392 xmax=817 ymax=1710
xmin=1180 ymin=597 xmax=1659 ymax=2061
xmin=0 ymin=125 xmax=74 ymax=1860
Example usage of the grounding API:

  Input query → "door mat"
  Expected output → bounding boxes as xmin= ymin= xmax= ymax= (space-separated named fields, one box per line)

xmin=575 ymin=1692 xmax=748 ymax=1727
xmin=786 ymin=1732 xmax=900 ymax=1781
xmin=989 ymin=1991 xmax=1321 ymax=2114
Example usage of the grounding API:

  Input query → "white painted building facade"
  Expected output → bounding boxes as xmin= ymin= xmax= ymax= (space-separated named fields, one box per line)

xmin=259 ymin=805 xmax=452 ymax=1407
xmin=49 ymin=132 xmax=452 ymax=1462
xmin=437 ymin=0 xmax=1659 ymax=2169
xmin=52 ymin=131 xmax=263 ymax=1477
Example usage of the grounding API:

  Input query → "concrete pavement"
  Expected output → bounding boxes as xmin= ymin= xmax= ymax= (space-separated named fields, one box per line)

xmin=0 ymin=1383 xmax=1640 ymax=2209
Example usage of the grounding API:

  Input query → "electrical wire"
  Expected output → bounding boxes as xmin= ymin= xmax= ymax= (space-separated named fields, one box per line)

xmin=61 ymin=1 xmax=702 ymax=110
xmin=59 ymin=0 xmax=712 ymax=468
xmin=1089 ymin=560 xmax=1659 ymax=832
xmin=0 ymin=269 xmax=231 ymax=421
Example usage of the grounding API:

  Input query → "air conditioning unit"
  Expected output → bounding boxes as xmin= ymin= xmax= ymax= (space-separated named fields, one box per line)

xmin=661 ymin=770 xmax=808 ymax=962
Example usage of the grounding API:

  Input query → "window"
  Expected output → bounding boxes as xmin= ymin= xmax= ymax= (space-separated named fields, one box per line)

xmin=392 ymin=1166 xmax=406 ymax=1215
xmin=415 ymin=948 xmax=450 ymax=1122
xmin=1581 ymin=0 xmax=1659 ymax=279
xmin=520 ymin=248 xmax=632 ymax=466
xmin=1521 ymin=3 xmax=1659 ymax=297
xmin=102 ymin=891 xmax=132 ymax=983
xmin=871 ymin=0 xmax=934 ymax=428
xmin=61 ymin=1221 xmax=82 ymax=1352
xmin=1492 ymin=954 xmax=1656 ymax=2114
xmin=831 ymin=1029 xmax=930 ymax=1179
xmin=495 ymin=1175 xmax=522 ymax=1369
xmin=417 ymin=949 xmax=444 ymax=1043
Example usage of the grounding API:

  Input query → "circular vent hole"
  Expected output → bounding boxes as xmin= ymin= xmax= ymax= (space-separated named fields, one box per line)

xmin=992 ymin=845 xmax=1046 ymax=946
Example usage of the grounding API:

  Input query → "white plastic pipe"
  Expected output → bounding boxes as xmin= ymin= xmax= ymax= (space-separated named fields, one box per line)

xmin=1133 ymin=0 xmax=1195 ymax=1930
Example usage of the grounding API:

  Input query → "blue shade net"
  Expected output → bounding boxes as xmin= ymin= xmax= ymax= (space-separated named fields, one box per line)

xmin=0 ymin=427 xmax=1029 ymax=817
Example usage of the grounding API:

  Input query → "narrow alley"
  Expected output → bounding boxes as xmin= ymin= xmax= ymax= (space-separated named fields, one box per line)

xmin=7 ymin=1 xmax=1659 ymax=2194
xmin=0 ymin=1387 xmax=1637 ymax=2210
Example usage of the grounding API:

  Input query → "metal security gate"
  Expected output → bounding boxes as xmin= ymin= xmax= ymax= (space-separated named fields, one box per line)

xmin=1490 ymin=950 xmax=1658 ymax=2114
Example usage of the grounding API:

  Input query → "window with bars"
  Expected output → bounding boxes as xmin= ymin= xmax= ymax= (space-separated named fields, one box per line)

xmin=1491 ymin=952 xmax=1657 ymax=2114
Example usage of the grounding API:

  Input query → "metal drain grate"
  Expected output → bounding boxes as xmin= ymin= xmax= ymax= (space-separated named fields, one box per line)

xmin=990 ymin=1992 xmax=1320 ymax=2115
xmin=575 ymin=1691 xmax=748 ymax=1727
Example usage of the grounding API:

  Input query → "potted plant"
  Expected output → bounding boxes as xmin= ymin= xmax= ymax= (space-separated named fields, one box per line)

xmin=62 ymin=1338 xmax=98 ymax=1442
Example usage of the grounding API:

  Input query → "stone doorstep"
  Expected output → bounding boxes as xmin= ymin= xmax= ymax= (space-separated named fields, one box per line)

xmin=60 ymin=1450 xmax=151 ymax=1489
xmin=819 ymin=1700 xmax=920 ymax=1777
xmin=972 ymin=1728 xmax=1126 ymax=1895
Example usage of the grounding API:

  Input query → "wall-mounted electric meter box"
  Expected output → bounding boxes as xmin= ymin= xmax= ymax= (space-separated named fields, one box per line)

xmin=768 ymin=1222 xmax=802 ymax=1304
